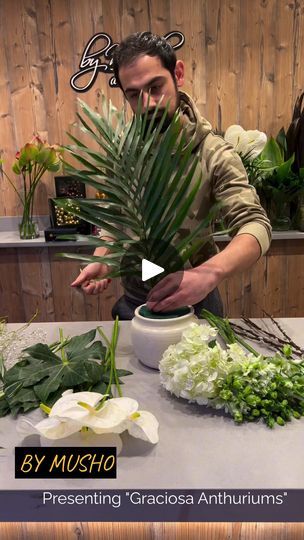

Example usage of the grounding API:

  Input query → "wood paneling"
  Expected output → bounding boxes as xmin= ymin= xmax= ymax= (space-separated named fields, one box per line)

xmin=1 ymin=3 xmax=304 ymax=535
xmin=0 ymin=245 xmax=124 ymax=322
xmin=0 ymin=239 xmax=302 ymax=322
xmin=218 ymin=239 xmax=304 ymax=318
xmin=1 ymin=0 xmax=304 ymax=215
xmin=1 ymin=522 xmax=304 ymax=539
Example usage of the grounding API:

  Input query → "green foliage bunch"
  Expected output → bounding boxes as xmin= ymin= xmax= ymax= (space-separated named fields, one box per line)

xmin=0 ymin=320 xmax=131 ymax=418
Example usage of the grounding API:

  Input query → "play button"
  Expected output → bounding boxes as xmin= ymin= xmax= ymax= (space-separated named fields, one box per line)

xmin=120 ymin=238 xmax=184 ymax=304
xmin=142 ymin=259 xmax=164 ymax=281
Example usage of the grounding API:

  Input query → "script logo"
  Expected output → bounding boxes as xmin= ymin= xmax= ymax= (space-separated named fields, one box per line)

xmin=70 ymin=31 xmax=185 ymax=92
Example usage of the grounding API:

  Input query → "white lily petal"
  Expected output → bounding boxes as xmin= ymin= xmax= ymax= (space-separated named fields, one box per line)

xmin=89 ymin=397 xmax=139 ymax=434
xmin=246 ymin=129 xmax=267 ymax=158
xmin=224 ymin=125 xmax=245 ymax=148
xmin=84 ymin=401 xmax=130 ymax=433
xmin=126 ymin=410 xmax=159 ymax=444
xmin=109 ymin=397 xmax=139 ymax=415
xmin=246 ymin=129 xmax=267 ymax=143
xmin=237 ymin=136 xmax=252 ymax=155
xmin=93 ymin=398 xmax=139 ymax=434
xmin=61 ymin=389 xmax=74 ymax=396
xmin=50 ymin=391 xmax=104 ymax=418
xmin=35 ymin=416 xmax=80 ymax=440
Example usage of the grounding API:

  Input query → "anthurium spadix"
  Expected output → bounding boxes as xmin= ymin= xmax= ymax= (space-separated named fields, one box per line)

xmin=34 ymin=390 xmax=159 ymax=444
xmin=224 ymin=125 xmax=267 ymax=160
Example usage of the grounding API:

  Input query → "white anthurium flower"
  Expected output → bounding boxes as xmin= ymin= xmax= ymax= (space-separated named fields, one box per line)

xmin=32 ymin=390 xmax=159 ymax=445
xmin=224 ymin=124 xmax=267 ymax=160
xmin=103 ymin=398 xmax=159 ymax=444
xmin=91 ymin=397 xmax=159 ymax=444
xmin=126 ymin=410 xmax=159 ymax=444
xmin=49 ymin=391 xmax=138 ymax=433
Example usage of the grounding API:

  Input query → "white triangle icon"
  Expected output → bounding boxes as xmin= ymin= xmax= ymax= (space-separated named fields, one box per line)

xmin=142 ymin=259 xmax=164 ymax=281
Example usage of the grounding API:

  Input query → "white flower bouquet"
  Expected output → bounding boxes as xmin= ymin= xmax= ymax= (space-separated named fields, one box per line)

xmin=160 ymin=314 xmax=304 ymax=428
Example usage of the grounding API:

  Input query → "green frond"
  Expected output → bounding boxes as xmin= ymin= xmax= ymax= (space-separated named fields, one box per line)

xmin=57 ymin=95 xmax=222 ymax=287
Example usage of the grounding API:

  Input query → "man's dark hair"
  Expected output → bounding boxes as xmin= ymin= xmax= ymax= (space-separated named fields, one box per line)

xmin=112 ymin=32 xmax=177 ymax=89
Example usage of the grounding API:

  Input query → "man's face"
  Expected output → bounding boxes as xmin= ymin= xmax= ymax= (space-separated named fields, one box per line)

xmin=118 ymin=54 xmax=184 ymax=119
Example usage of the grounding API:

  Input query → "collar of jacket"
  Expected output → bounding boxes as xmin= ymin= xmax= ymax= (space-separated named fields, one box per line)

xmin=177 ymin=91 xmax=213 ymax=152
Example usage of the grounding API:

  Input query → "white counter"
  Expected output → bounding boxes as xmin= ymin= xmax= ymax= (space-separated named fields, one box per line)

xmin=1 ymin=319 xmax=304 ymax=491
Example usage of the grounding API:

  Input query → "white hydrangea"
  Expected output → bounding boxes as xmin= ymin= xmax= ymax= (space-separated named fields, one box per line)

xmin=159 ymin=323 xmax=258 ymax=405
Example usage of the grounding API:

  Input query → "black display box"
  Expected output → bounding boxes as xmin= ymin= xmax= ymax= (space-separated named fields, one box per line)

xmin=48 ymin=176 xmax=91 ymax=235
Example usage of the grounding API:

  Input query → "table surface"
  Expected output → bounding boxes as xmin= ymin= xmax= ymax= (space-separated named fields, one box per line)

xmin=1 ymin=319 xmax=304 ymax=490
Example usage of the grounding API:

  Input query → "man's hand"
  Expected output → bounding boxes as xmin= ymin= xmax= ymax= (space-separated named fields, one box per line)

xmin=146 ymin=233 xmax=262 ymax=312
xmin=71 ymin=262 xmax=111 ymax=295
xmin=146 ymin=265 xmax=221 ymax=312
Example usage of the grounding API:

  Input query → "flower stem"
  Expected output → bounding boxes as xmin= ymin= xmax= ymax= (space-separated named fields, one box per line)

xmin=201 ymin=309 xmax=259 ymax=357
xmin=59 ymin=328 xmax=69 ymax=364
xmin=96 ymin=317 xmax=121 ymax=410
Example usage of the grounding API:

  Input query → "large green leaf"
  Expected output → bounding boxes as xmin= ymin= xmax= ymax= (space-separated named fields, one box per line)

xmin=260 ymin=137 xmax=284 ymax=167
xmin=0 ymin=326 xmax=131 ymax=416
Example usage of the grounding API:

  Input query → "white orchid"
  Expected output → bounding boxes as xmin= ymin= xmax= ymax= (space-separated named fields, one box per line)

xmin=34 ymin=390 xmax=159 ymax=444
xmin=224 ymin=124 xmax=267 ymax=160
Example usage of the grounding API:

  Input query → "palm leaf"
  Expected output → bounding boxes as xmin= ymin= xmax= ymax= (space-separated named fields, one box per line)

xmin=57 ymin=95 xmax=223 ymax=289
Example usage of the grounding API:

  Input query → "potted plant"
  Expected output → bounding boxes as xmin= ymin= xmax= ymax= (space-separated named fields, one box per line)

xmin=257 ymin=136 xmax=304 ymax=230
xmin=226 ymin=94 xmax=304 ymax=231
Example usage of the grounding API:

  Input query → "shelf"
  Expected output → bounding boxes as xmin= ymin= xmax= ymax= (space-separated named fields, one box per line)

xmin=0 ymin=230 xmax=94 ymax=248
xmin=1 ymin=230 xmax=304 ymax=248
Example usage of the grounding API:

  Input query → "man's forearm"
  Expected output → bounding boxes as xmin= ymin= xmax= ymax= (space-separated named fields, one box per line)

xmin=199 ymin=233 xmax=262 ymax=284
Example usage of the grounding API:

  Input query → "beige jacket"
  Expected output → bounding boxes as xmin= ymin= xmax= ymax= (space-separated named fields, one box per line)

xmin=178 ymin=91 xmax=272 ymax=267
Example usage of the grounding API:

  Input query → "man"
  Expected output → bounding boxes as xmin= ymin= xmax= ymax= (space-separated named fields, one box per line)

xmin=71 ymin=31 xmax=271 ymax=318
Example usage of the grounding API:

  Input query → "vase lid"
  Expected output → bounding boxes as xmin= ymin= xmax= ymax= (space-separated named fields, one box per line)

xmin=138 ymin=305 xmax=191 ymax=319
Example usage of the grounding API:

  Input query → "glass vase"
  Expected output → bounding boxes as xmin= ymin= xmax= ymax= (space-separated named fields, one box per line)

xmin=295 ymin=192 xmax=304 ymax=231
xmin=18 ymin=218 xmax=39 ymax=239
xmin=269 ymin=197 xmax=291 ymax=231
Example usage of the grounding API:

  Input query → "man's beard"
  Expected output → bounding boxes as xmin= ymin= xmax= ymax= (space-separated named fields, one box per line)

xmin=142 ymin=109 xmax=173 ymax=133
xmin=141 ymin=92 xmax=180 ymax=135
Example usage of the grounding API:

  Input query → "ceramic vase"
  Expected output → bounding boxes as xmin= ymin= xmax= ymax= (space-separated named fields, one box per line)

xmin=131 ymin=304 xmax=197 ymax=369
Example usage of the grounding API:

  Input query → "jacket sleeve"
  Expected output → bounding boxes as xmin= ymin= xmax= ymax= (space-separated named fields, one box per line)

xmin=204 ymin=133 xmax=272 ymax=256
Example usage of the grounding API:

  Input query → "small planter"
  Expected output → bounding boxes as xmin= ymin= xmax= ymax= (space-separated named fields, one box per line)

xmin=131 ymin=304 xmax=198 ymax=370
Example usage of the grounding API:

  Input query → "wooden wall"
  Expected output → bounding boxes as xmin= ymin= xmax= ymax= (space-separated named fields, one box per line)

xmin=0 ymin=0 xmax=304 ymax=217
xmin=0 ymin=245 xmax=123 ymax=322
xmin=1 ymin=239 xmax=304 ymax=322
xmin=1 ymin=4 xmax=304 ymax=535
